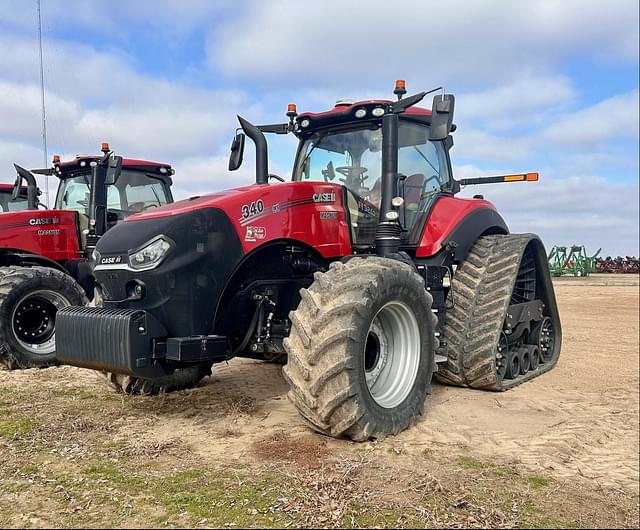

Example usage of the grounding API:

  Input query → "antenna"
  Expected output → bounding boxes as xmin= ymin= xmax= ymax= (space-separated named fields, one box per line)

xmin=37 ymin=0 xmax=49 ymax=207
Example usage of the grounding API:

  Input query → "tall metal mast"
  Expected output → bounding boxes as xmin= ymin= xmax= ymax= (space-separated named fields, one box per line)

xmin=37 ymin=0 xmax=49 ymax=206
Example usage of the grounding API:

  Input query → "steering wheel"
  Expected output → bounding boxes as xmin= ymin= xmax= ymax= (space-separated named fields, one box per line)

xmin=268 ymin=174 xmax=285 ymax=182
xmin=335 ymin=166 xmax=368 ymax=179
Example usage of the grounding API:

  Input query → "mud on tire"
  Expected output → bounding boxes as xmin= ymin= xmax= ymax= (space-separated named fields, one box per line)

xmin=0 ymin=266 xmax=87 ymax=369
xmin=100 ymin=364 xmax=213 ymax=395
xmin=283 ymin=257 xmax=437 ymax=441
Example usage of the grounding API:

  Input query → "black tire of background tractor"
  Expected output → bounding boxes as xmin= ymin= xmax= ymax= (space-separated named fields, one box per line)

xmin=0 ymin=266 xmax=87 ymax=369
xmin=436 ymin=234 xmax=561 ymax=391
xmin=283 ymin=257 xmax=437 ymax=441
xmin=100 ymin=364 xmax=213 ymax=395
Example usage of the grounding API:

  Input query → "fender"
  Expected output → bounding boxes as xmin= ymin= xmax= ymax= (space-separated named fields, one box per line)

xmin=416 ymin=203 xmax=508 ymax=266
xmin=0 ymin=249 xmax=69 ymax=274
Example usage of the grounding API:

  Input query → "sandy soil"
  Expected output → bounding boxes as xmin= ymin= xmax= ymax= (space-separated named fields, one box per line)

xmin=1 ymin=274 xmax=638 ymax=527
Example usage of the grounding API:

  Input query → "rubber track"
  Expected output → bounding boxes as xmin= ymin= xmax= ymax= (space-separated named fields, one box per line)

xmin=436 ymin=234 xmax=558 ymax=391
xmin=283 ymin=257 xmax=438 ymax=440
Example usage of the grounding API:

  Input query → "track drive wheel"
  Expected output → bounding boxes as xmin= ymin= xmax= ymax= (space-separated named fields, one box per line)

xmin=0 ymin=266 xmax=87 ymax=369
xmin=283 ymin=257 xmax=437 ymax=441
xmin=100 ymin=364 xmax=213 ymax=395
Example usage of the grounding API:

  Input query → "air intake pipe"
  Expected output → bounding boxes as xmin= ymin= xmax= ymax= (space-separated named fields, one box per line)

xmin=375 ymin=113 xmax=402 ymax=257
xmin=12 ymin=164 xmax=39 ymax=209
xmin=238 ymin=115 xmax=269 ymax=185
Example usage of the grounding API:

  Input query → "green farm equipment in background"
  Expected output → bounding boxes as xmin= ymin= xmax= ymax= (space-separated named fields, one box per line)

xmin=548 ymin=245 xmax=601 ymax=277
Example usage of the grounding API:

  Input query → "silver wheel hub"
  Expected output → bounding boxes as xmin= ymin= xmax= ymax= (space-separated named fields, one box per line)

xmin=364 ymin=301 xmax=421 ymax=409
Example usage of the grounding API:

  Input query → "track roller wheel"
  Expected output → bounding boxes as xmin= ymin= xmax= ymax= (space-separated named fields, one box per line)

xmin=283 ymin=257 xmax=437 ymax=441
xmin=505 ymin=349 xmax=520 ymax=380
xmin=520 ymin=347 xmax=531 ymax=375
xmin=529 ymin=345 xmax=540 ymax=371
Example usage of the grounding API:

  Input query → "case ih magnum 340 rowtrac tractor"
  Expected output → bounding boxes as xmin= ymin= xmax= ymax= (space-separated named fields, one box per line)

xmin=0 ymin=147 xmax=174 ymax=369
xmin=56 ymin=82 xmax=561 ymax=440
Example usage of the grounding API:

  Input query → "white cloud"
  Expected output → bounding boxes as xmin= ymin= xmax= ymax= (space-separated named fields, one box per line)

xmin=209 ymin=0 xmax=638 ymax=87
xmin=540 ymin=90 xmax=639 ymax=147
xmin=457 ymin=169 xmax=639 ymax=257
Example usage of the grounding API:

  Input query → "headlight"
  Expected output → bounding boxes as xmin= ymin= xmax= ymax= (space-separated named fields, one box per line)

xmin=128 ymin=236 xmax=173 ymax=271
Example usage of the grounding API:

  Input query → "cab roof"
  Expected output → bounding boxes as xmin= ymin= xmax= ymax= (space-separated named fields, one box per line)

xmin=55 ymin=155 xmax=172 ymax=173
xmin=297 ymin=99 xmax=432 ymax=121
xmin=295 ymin=99 xmax=433 ymax=136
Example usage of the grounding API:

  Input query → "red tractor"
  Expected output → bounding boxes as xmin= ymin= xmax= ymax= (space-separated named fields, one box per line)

xmin=0 ymin=147 xmax=175 ymax=369
xmin=56 ymin=83 xmax=561 ymax=440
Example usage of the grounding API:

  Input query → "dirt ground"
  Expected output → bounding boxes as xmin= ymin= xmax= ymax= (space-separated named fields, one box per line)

xmin=0 ymin=273 xmax=638 ymax=528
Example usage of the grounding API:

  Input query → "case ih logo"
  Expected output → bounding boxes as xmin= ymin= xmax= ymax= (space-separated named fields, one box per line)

xmin=100 ymin=256 xmax=123 ymax=265
xmin=313 ymin=192 xmax=336 ymax=203
xmin=29 ymin=217 xmax=59 ymax=226
xmin=244 ymin=226 xmax=266 ymax=242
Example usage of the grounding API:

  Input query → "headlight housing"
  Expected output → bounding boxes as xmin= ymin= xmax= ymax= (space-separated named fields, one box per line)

xmin=128 ymin=236 xmax=173 ymax=271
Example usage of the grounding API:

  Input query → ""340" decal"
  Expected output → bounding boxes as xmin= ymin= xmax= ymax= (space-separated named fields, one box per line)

xmin=240 ymin=199 xmax=265 ymax=220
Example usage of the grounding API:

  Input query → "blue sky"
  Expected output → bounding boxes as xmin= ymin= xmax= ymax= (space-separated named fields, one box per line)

xmin=0 ymin=0 xmax=638 ymax=255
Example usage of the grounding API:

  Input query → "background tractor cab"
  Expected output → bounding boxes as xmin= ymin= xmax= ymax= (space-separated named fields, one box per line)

xmin=0 ymin=146 xmax=175 ymax=369
xmin=0 ymin=184 xmax=36 ymax=212
xmin=0 ymin=164 xmax=44 ymax=212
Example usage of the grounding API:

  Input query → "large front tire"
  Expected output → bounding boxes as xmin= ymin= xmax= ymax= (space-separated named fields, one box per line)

xmin=0 ymin=266 xmax=87 ymax=369
xmin=283 ymin=258 xmax=437 ymax=441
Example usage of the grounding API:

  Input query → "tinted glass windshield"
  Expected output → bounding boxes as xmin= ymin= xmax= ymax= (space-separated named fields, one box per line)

xmin=0 ymin=191 xmax=29 ymax=212
xmin=55 ymin=170 xmax=170 ymax=216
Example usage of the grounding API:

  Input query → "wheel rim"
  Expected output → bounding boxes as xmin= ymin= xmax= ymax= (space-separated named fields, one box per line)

xmin=538 ymin=317 xmax=555 ymax=362
xmin=364 ymin=301 xmax=421 ymax=409
xmin=11 ymin=289 xmax=71 ymax=355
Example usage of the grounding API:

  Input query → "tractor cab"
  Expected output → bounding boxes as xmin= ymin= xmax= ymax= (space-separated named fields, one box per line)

xmin=230 ymin=81 xmax=457 ymax=257
xmin=51 ymin=147 xmax=174 ymax=243
xmin=0 ymin=183 xmax=34 ymax=212
xmin=291 ymin=105 xmax=453 ymax=248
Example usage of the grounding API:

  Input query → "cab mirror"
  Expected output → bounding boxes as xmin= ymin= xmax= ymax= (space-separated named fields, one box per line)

xmin=429 ymin=94 xmax=455 ymax=141
xmin=228 ymin=133 xmax=245 ymax=171
xmin=105 ymin=155 xmax=123 ymax=185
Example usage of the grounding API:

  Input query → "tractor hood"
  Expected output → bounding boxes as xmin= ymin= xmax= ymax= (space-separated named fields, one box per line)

xmin=125 ymin=183 xmax=265 ymax=222
xmin=91 ymin=180 xmax=351 ymax=339
xmin=98 ymin=180 xmax=351 ymax=261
